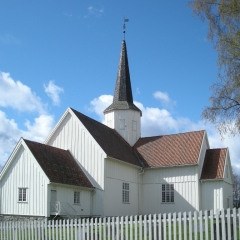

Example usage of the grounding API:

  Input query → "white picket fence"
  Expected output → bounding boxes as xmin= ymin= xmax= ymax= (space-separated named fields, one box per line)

xmin=0 ymin=208 xmax=239 ymax=240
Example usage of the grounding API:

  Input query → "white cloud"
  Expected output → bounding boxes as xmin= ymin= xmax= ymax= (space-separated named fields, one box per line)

xmin=0 ymin=110 xmax=54 ymax=167
xmin=153 ymin=91 xmax=176 ymax=107
xmin=90 ymin=95 xmax=113 ymax=121
xmin=24 ymin=114 xmax=55 ymax=142
xmin=0 ymin=72 xmax=45 ymax=113
xmin=0 ymin=72 xmax=55 ymax=168
xmin=44 ymin=80 xmax=64 ymax=106
xmin=87 ymin=6 xmax=104 ymax=17
xmin=154 ymin=91 xmax=170 ymax=103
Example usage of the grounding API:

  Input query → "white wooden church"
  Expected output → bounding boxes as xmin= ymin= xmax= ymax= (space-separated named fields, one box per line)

xmin=0 ymin=40 xmax=233 ymax=219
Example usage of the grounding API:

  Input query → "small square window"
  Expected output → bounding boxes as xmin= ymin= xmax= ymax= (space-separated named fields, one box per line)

xmin=19 ymin=188 xmax=27 ymax=202
xmin=162 ymin=184 xmax=174 ymax=203
xmin=74 ymin=191 xmax=80 ymax=204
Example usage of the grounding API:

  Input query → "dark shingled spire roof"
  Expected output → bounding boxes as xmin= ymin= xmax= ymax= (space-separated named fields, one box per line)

xmin=104 ymin=40 xmax=141 ymax=115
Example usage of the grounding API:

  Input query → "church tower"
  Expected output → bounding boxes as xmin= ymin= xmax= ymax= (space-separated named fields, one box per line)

xmin=104 ymin=40 xmax=142 ymax=146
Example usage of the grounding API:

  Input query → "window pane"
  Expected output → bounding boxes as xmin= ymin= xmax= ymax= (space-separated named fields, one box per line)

xmin=162 ymin=184 xmax=174 ymax=203
xmin=74 ymin=192 xmax=80 ymax=204
xmin=19 ymin=188 xmax=27 ymax=202
xmin=162 ymin=192 xmax=165 ymax=202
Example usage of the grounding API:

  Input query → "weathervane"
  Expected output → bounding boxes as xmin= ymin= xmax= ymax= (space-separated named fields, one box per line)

xmin=123 ymin=17 xmax=129 ymax=40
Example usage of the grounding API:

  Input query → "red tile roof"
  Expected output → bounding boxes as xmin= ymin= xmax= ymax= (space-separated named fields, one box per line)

xmin=200 ymin=148 xmax=227 ymax=179
xmin=134 ymin=130 xmax=205 ymax=167
xmin=24 ymin=139 xmax=94 ymax=188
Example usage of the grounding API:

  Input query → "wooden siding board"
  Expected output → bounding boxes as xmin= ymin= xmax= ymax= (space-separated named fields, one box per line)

xmin=1 ymin=142 xmax=49 ymax=217
xmin=46 ymin=110 xmax=106 ymax=190
xmin=142 ymin=166 xmax=199 ymax=214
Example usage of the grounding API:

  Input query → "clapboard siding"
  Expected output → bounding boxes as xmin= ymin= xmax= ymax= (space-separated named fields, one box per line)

xmin=48 ymin=184 xmax=92 ymax=216
xmin=46 ymin=110 xmax=106 ymax=190
xmin=105 ymin=109 xmax=141 ymax=146
xmin=0 ymin=143 xmax=48 ymax=216
xmin=201 ymin=180 xmax=223 ymax=211
xmin=104 ymin=158 xmax=140 ymax=216
xmin=142 ymin=166 xmax=199 ymax=214
xmin=143 ymin=165 xmax=198 ymax=183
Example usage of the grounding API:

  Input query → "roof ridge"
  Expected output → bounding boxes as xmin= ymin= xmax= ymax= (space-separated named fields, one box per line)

xmin=70 ymin=107 xmax=112 ymax=130
xmin=138 ymin=130 xmax=205 ymax=139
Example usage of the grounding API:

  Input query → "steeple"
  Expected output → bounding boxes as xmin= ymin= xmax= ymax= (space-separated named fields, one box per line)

xmin=104 ymin=40 xmax=141 ymax=115
xmin=104 ymin=40 xmax=142 ymax=146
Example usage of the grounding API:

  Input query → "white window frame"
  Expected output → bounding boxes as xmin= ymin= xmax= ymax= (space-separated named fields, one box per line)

xmin=122 ymin=182 xmax=130 ymax=203
xmin=18 ymin=188 xmax=27 ymax=202
xmin=162 ymin=184 xmax=174 ymax=203
xmin=74 ymin=191 xmax=80 ymax=205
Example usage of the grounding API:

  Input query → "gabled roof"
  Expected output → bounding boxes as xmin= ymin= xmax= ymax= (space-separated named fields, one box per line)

xmin=134 ymin=130 xmax=205 ymax=167
xmin=24 ymin=139 xmax=94 ymax=188
xmin=200 ymin=148 xmax=227 ymax=180
xmin=104 ymin=40 xmax=141 ymax=115
xmin=71 ymin=108 xmax=142 ymax=167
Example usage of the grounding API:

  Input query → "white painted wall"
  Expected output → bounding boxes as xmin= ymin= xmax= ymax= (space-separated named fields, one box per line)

xmin=104 ymin=158 xmax=141 ymax=216
xmin=201 ymin=180 xmax=223 ymax=211
xmin=223 ymin=182 xmax=233 ymax=209
xmin=104 ymin=109 xmax=141 ymax=146
xmin=142 ymin=166 xmax=199 ymax=214
xmin=0 ymin=142 xmax=49 ymax=217
xmin=48 ymin=184 xmax=92 ymax=217
xmin=45 ymin=109 xmax=106 ymax=190
xmin=45 ymin=109 xmax=106 ymax=216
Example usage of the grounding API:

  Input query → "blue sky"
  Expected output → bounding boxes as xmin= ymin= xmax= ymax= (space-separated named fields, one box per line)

xmin=0 ymin=0 xmax=239 ymax=172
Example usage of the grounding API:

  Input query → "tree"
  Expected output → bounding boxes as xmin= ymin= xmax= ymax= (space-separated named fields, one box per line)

xmin=189 ymin=0 xmax=240 ymax=136
xmin=233 ymin=172 xmax=240 ymax=207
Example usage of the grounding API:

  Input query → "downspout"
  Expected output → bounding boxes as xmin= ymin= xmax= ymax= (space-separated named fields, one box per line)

xmin=138 ymin=168 xmax=145 ymax=215
xmin=91 ymin=189 xmax=96 ymax=217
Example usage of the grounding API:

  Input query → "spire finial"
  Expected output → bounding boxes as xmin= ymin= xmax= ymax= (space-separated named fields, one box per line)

xmin=123 ymin=17 xmax=129 ymax=40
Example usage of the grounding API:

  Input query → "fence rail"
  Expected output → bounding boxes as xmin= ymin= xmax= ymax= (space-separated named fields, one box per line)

xmin=0 ymin=208 xmax=239 ymax=240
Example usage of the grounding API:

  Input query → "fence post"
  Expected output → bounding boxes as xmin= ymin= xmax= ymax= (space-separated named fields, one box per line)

xmin=232 ymin=208 xmax=237 ymax=240
xmin=178 ymin=212 xmax=182 ymax=240
xmin=193 ymin=211 xmax=197 ymax=240
xmin=216 ymin=209 xmax=220 ymax=240
xmin=158 ymin=214 xmax=162 ymax=240
xmin=153 ymin=214 xmax=157 ymax=240
xmin=227 ymin=208 xmax=231 ymax=240
xmin=134 ymin=215 xmax=138 ymax=240
xmin=173 ymin=212 xmax=176 ymax=240
xmin=199 ymin=211 xmax=203 ymax=240
xmin=221 ymin=209 xmax=226 ymax=240
xmin=139 ymin=215 xmax=142 ymax=240
xmin=204 ymin=210 xmax=208 ymax=240
xmin=189 ymin=211 xmax=192 ymax=240
xmin=210 ymin=209 xmax=214 ymax=240
xmin=143 ymin=215 xmax=147 ymax=240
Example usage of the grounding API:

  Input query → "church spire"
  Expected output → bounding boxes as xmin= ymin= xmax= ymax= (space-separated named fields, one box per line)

xmin=104 ymin=39 xmax=141 ymax=146
xmin=104 ymin=40 xmax=141 ymax=115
